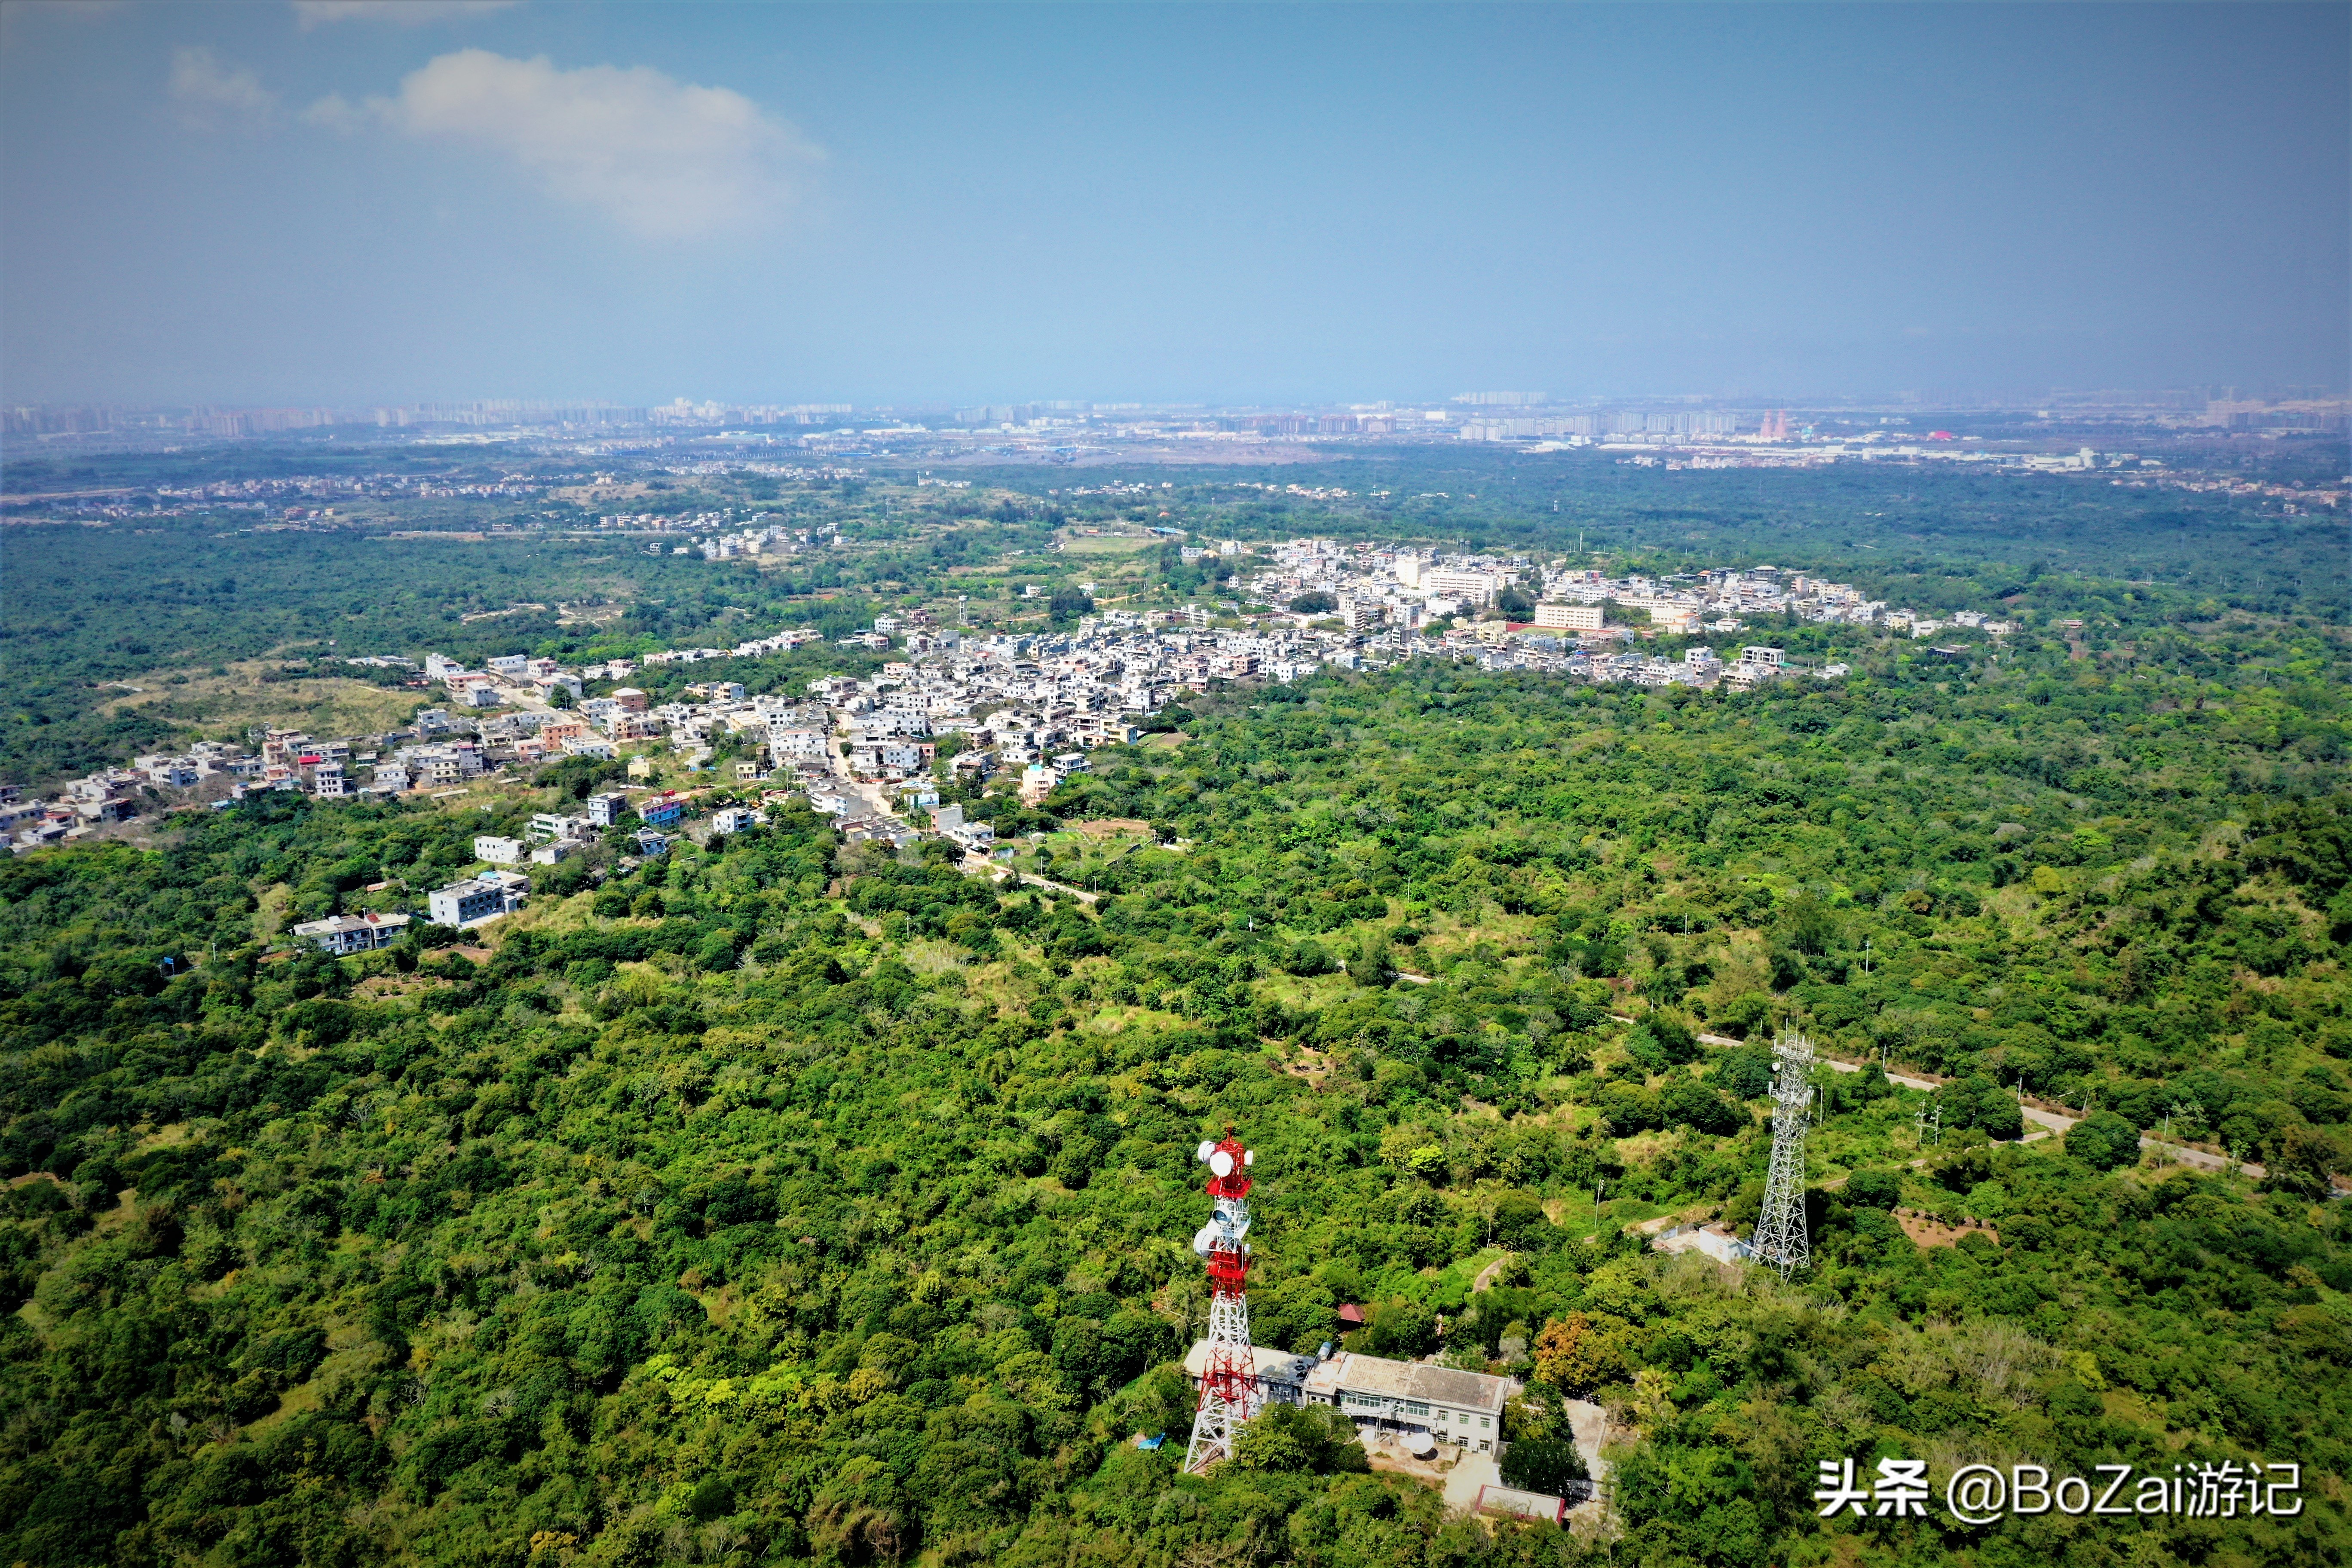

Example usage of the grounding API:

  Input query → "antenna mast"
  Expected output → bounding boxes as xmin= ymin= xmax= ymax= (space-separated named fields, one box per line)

xmin=1752 ymin=1028 xmax=1814 ymax=1280
xmin=1183 ymin=1132 xmax=1258 ymax=1473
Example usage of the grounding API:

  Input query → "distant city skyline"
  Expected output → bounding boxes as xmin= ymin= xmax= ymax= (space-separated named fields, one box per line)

xmin=3 ymin=3 xmax=2345 ymax=407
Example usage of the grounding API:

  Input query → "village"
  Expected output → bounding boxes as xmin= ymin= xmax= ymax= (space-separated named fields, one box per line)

xmin=6 ymin=540 xmax=2037 ymax=949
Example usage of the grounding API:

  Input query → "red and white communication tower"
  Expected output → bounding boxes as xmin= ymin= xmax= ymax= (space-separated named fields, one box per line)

xmin=1182 ymin=1131 xmax=1258 ymax=1473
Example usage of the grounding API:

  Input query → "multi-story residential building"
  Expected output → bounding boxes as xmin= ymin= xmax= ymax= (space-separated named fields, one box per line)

xmin=135 ymin=756 xmax=202 ymax=789
xmin=768 ymin=727 xmax=831 ymax=763
xmin=1724 ymin=646 xmax=1785 ymax=690
xmin=931 ymin=803 xmax=996 ymax=853
xmin=1534 ymin=603 xmax=1604 ymax=630
xmin=1019 ymin=763 xmax=1061 ymax=805
xmin=426 ymin=872 xmax=527 ymax=929
xmin=290 ymin=911 xmax=411 ymax=955
xmin=1424 ymin=569 xmax=1500 ymax=606
xmin=604 ymin=713 xmax=665 ymax=742
xmin=402 ymin=744 xmax=485 ymax=789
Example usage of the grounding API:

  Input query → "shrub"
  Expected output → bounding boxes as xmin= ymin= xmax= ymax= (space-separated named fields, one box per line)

xmin=2066 ymin=1111 xmax=2142 ymax=1171
xmin=1360 ymin=1298 xmax=1438 ymax=1359
xmin=1845 ymin=1168 xmax=1902 ymax=1209
xmin=1661 ymin=1075 xmax=1745 ymax=1136
xmin=1714 ymin=1046 xmax=1775 ymax=1099
xmin=1502 ymin=1438 xmax=1590 ymax=1494
xmin=1229 ymin=1402 xmax=1369 ymax=1474
xmin=1492 ymin=1191 xmax=1552 ymax=1250
xmin=1532 ymin=1311 xmax=1634 ymax=1396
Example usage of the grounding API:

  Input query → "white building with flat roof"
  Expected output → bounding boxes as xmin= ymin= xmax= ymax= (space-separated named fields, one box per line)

xmin=1424 ymin=569 xmax=1500 ymax=607
xmin=427 ymin=871 xmax=528 ymax=929
xmin=290 ymin=911 xmax=411 ymax=956
xmin=1182 ymin=1344 xmax=1514 ymax=1457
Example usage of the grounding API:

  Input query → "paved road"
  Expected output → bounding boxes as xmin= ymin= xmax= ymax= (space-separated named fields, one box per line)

xmin=1808 ymin=1052 xmax=2271 ymax=1180
xmin=1563 ymin=1399 xmax=1612 ymax=1522
xmin=1810 ymin=1051 xmax=1950 ymax=1094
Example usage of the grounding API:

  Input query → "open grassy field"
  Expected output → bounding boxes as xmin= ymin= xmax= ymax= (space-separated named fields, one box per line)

xmin=1057 ymin=533 xmax=1160 ymax=554
xmin=98 ymin=657 xmax=429 ymax=745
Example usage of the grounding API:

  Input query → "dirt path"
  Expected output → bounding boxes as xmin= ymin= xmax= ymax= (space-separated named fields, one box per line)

xmin=968 ymin=854 xmax=1101 ymax=904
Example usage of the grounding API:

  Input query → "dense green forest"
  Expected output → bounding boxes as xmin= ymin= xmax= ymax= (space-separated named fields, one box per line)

xmin=0 ymin=568 xmax=2345 ymax=1567
xmin=987 ymin=448 xmax=2347 ymax=612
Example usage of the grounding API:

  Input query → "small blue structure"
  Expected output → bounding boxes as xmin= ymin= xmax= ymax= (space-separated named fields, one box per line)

xmin=1135 ymin=1432 xmax=1167 ymax=1451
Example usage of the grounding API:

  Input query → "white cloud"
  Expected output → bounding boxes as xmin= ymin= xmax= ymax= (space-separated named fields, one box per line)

xmin=300 ymin=92 xmax=365 ymax=134
xmin=368 ymin=49 xmax=819 ymax=239
xmin=169 ymin=46 xmax=276 ymax=130
xmin=293 ymin=1 xmax=517 ymax=28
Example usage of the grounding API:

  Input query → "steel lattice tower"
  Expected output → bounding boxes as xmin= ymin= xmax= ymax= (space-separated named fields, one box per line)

xmin=1183 ymin=1133 xmax=1259 ymax=1474
xmin=1752 ymin=1029 xmax=1815 ymax=1280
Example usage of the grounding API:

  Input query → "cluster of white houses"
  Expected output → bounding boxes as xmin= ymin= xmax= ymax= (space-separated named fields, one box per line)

xmin=14 ymin=536 xmax=2035 ymax=861
xmin=1247 ymin=539 xmax=2018 ymax=642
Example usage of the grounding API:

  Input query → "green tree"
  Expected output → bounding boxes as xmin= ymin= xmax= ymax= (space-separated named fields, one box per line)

xmin=2066 ymin=1110 xmax=2143 ymax=1170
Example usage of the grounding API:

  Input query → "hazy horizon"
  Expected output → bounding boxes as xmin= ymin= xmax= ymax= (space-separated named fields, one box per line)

xmin=3 ymin=1 xmax=2345 ymax=409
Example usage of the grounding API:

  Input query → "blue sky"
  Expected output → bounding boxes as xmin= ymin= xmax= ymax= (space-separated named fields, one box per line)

xmin=1 ymin=2 xmax=2343 ymax=407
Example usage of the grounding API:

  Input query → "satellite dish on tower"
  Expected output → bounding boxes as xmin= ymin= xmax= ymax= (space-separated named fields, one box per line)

xmin=1196 ymin=1140 xmax=1216 ymax=1163
xmin=1209 ymin=1149 xmax=1234 ymax=1178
